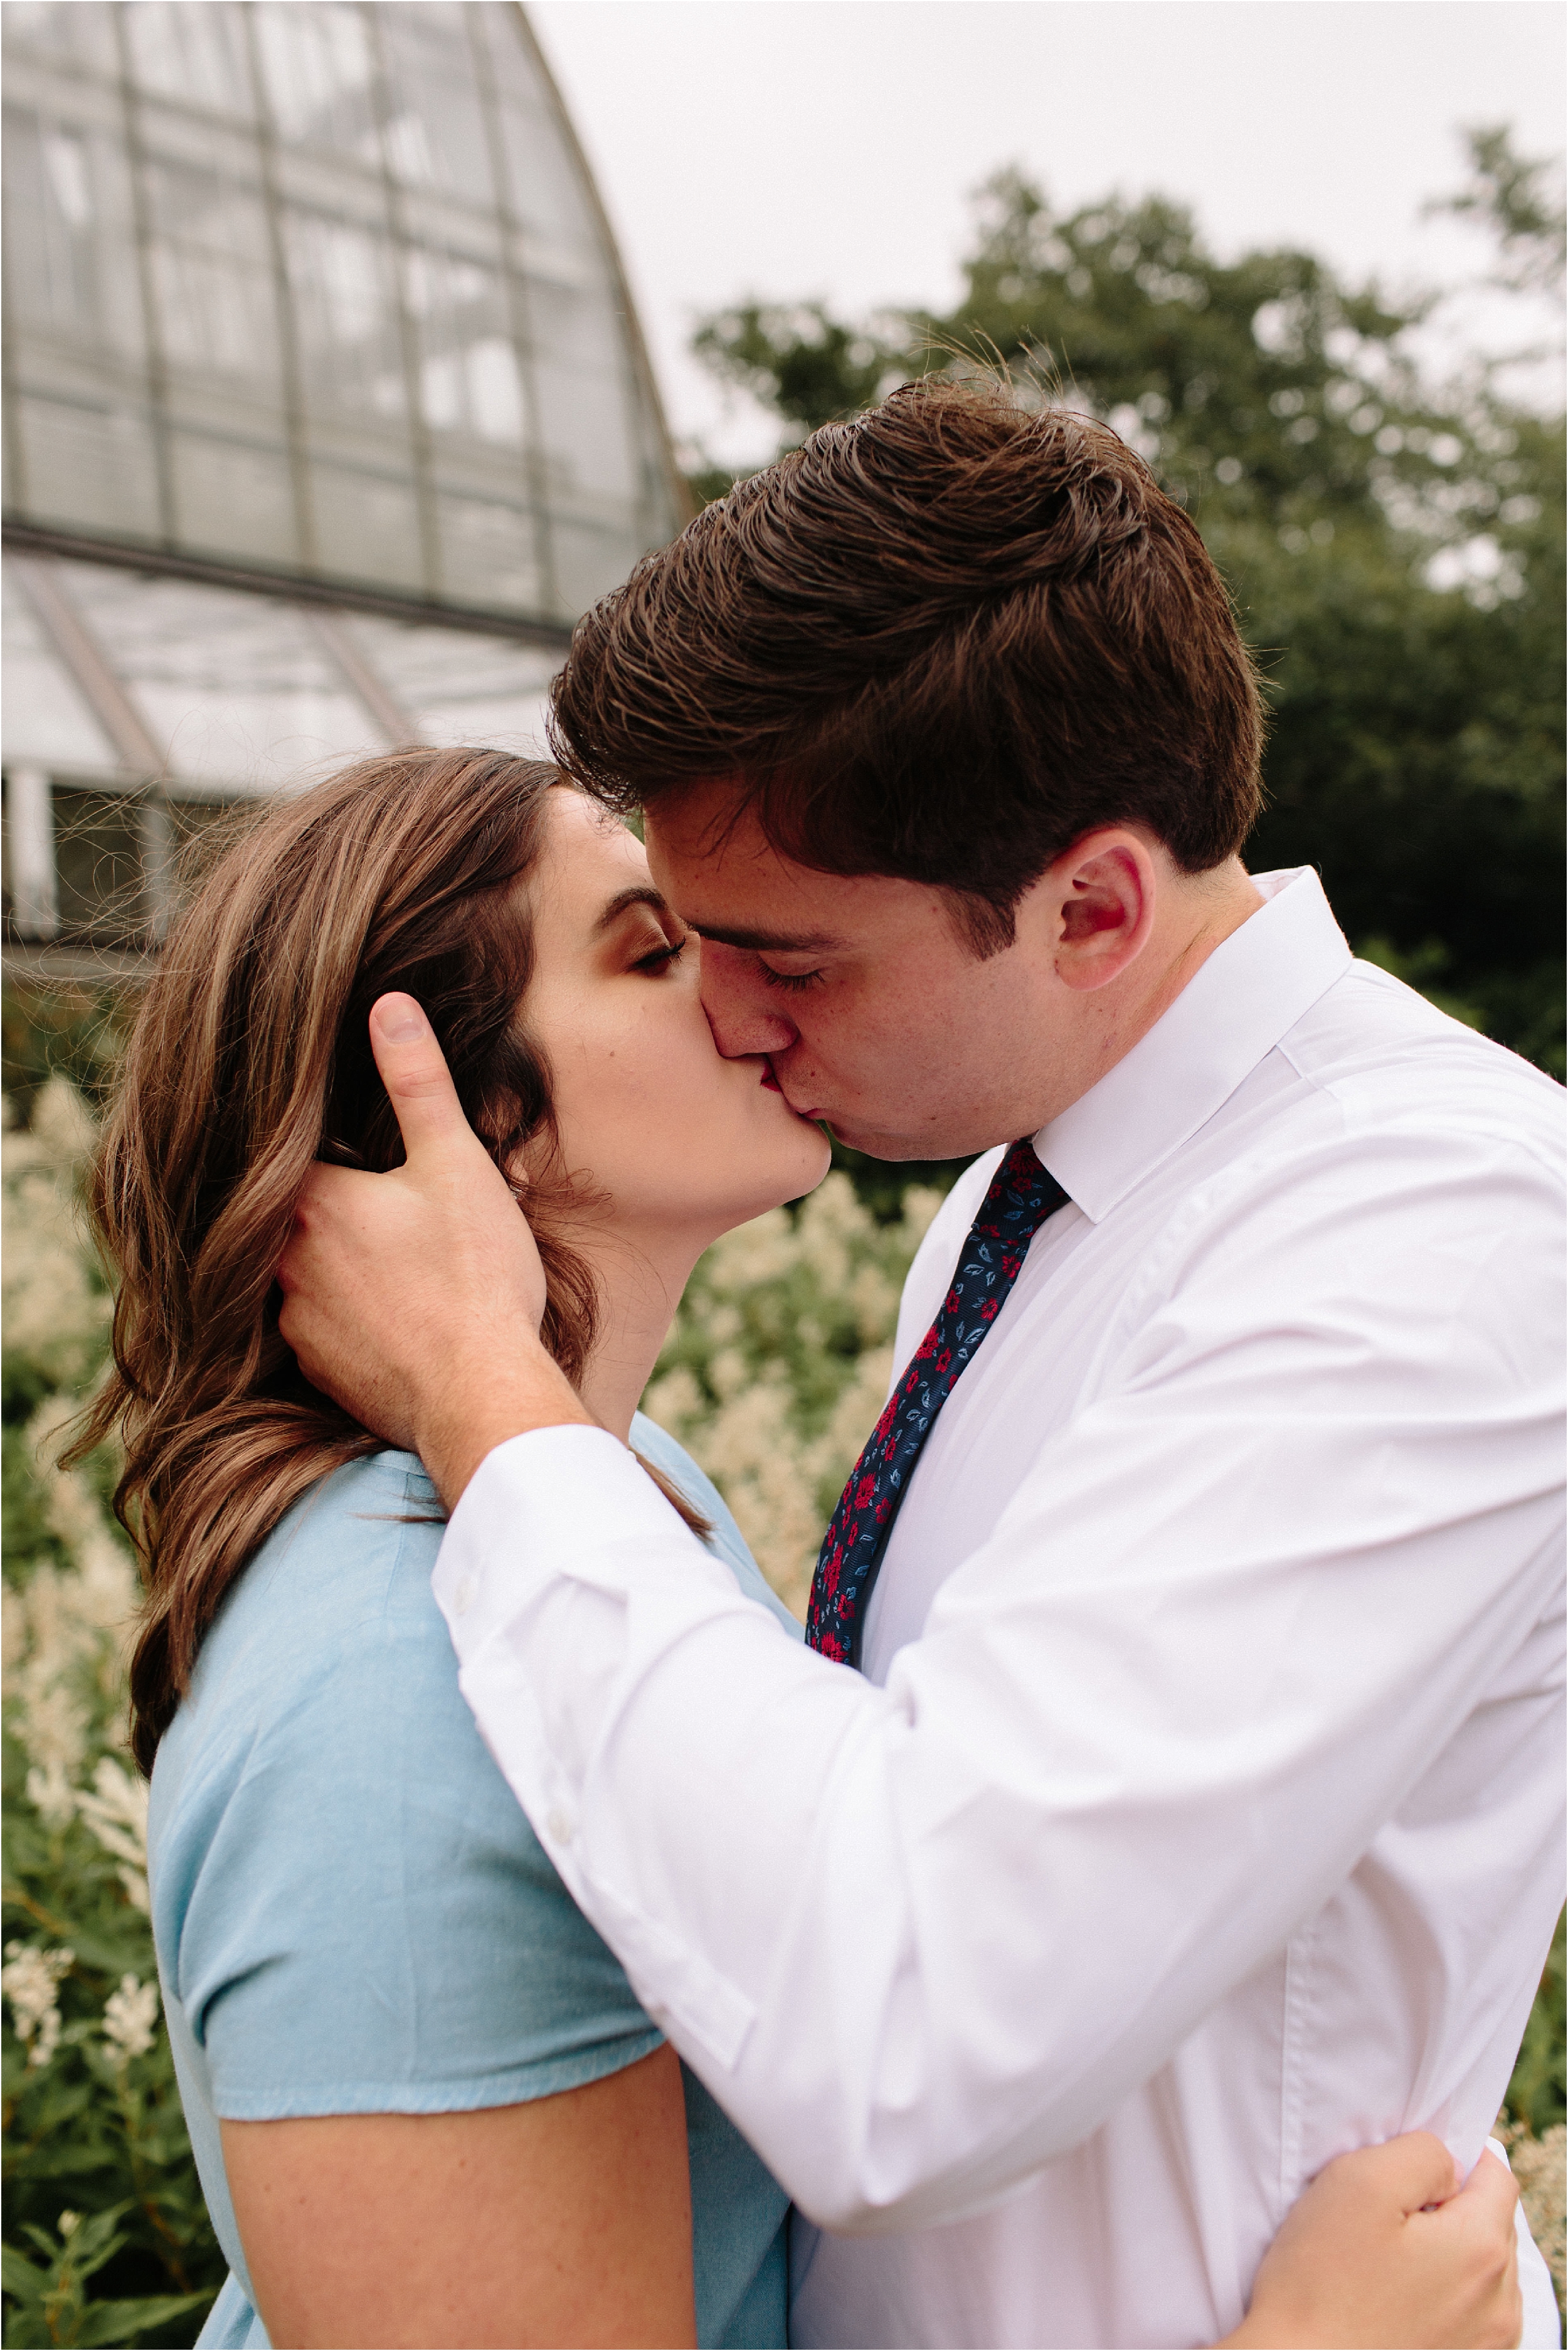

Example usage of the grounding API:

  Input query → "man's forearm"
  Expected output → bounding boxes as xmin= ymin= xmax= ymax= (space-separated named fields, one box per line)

xmin=434 ymin=1414 xmax=1557 ymax=2231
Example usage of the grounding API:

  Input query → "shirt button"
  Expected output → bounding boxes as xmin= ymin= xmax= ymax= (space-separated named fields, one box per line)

xmin=546 ymin=1806 xmax=575 ymax=1845
xmin=451 ymin=1574 xmax=475 ymax=1616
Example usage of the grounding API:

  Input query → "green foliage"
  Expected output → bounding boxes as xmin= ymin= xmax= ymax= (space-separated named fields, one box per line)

xmin=1431 ymin=124 xmax=1567 ymax=302
xmin=694 ymin=300 xmax=898 ymax=443
xmin=691 ymin=127 xmax=1565 ymax=1078
xmin=3 ymin=2204 xmax=209 ymax=2351
xmin=1509 ymin=1909 xmax=1567 ymax=2139
xmin=3 ymin=1092 xmax=225 ymax=2348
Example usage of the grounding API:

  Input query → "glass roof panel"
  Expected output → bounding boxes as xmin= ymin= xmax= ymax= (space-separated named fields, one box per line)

xmin=1 ymin=561 xmax=119 ymax=773
xmin=3 ymin=2 xmax=682 ymax=624
xmin=341 ymin=613 xmax=555 ymax=751
xmin=54 ymin=561 xmax=383 ymax=792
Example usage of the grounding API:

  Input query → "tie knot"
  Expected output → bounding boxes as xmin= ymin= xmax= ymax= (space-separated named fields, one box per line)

xmin=978 ymin=1138 xmax=1067 ymax=1243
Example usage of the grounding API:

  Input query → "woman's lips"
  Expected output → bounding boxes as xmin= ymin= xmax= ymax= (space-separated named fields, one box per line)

xmin=761 ymin=1061 xmax=782 ymax=1091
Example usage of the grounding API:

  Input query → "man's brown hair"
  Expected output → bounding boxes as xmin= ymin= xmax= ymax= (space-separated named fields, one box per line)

xmin=550 ymin=376 xmax=1265 ymax=952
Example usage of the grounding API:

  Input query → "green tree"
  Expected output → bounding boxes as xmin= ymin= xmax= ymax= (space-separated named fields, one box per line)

xmin=691 ymin=130 xmax=1565 ymax=1076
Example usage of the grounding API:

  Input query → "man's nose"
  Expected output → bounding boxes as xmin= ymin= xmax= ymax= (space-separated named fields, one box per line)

xmin=698 ymin=939 xmax=798 ymax=1057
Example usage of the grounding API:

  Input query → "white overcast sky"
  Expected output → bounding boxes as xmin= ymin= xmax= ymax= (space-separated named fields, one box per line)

xmin=529 ymin=1 xmax=1565 ymax=464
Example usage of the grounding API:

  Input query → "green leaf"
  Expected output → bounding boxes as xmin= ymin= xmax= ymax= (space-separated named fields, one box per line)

xmin=0 ymin=2244 xmax=47 ymax=2300
xmin=70 ymin=2292 xmax=215 ymax=2348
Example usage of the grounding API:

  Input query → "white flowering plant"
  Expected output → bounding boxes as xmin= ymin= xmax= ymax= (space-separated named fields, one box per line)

xmin=3 ymin=1081 xmax=225 ymax=2348
xmin=644 ymin=1172 xmax=947 ymax=1618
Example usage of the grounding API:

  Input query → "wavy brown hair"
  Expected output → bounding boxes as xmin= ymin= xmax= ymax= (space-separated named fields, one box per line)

xmin=68 ymin=748 xmax=686 ymax=1776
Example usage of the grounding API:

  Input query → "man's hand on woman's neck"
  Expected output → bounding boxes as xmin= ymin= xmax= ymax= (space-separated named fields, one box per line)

xmin=277 ymin=995 xmax=704 ymax=1500
xmin=278 ymin=997 xmax=593 ymax=1506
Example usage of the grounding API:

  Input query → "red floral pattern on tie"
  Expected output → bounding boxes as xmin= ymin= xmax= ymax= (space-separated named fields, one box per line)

xmin=805 ymin=1139 xmax=1068 ymax=1664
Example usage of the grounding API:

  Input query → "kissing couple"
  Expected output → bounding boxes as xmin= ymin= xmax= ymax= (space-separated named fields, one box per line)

xmin=81 ymin=379 xmax=1563 ymax=2347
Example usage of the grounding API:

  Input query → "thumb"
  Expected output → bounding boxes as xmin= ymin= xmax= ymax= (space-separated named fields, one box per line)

xmin=1445 ymin=2143 xmax=1521 ymax=2229
xmin=368 ymin=995 xmax=473 ymax=1163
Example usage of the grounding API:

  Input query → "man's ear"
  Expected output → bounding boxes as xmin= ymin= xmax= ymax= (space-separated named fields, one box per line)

xmin=1051 ymin=830 xmax=1158 ymax=992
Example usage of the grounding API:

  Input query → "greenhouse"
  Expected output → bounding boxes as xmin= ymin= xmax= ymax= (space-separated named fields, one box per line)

xmin=1 ymin=0 xmax=686 ymax=966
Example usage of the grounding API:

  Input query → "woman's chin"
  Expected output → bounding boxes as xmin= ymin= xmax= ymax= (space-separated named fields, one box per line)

xmin=720 ymin=1133 xmax=834 ymax=1228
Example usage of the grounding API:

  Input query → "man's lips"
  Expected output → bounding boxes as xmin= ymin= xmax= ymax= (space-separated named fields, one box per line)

xmin=761 ymin=1059 xmax=826 ymax=1121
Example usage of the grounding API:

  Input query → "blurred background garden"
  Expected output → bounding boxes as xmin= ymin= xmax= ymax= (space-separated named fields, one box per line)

xmin=3 ymin=1 xmax=1564 ymax=2341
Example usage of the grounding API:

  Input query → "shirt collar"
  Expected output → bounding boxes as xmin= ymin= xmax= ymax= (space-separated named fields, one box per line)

xmin=1033 ymin=867 xmax=1351 ymax=1224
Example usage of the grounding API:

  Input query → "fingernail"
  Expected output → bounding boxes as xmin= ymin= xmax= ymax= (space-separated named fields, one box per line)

xmin=374 ymin=995 xmax=428 ymax=1042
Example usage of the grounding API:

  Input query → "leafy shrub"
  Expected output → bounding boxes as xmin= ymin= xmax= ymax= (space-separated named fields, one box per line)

xmin=3 ymin=1087 xmax=226 ymax=2347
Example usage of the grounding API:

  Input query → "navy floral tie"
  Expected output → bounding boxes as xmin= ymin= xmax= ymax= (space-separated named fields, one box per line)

xmin=806 ymin=1138 xmax=1069 ymax=1664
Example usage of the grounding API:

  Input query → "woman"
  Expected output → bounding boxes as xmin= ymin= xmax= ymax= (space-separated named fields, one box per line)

xmin=74 ymin=748 xmax=1523 ymax=2350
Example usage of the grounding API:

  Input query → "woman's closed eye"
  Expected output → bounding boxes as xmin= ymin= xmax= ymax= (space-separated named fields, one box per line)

xmin=633 ymin=934 xmax=688 ymax=975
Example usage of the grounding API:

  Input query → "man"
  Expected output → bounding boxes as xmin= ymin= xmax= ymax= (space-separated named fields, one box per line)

xmin=278 ymin=382 xmax=1564 ymax=2347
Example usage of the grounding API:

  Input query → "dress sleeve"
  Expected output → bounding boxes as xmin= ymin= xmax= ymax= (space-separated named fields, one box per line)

xmin=170 ymin=1501 xmax=664 ymax=2120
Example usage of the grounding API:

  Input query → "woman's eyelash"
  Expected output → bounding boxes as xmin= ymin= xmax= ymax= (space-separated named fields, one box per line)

xmin=635 ymin=937 xmax=687 ymax=972
xmin=761 ymin=965 xmax=825 ymax=993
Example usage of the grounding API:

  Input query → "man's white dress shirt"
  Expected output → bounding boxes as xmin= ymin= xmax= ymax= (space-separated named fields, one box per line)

xmin=435 ymin=869 xmax=1565 ymax=2349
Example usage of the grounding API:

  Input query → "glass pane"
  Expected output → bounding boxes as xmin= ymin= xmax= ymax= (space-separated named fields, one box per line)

xmin=536 ymin=361 xmax=635 ymax=502
xmin=253 ymin=1 xmax=379 ymax=161
xmin=3 ymin=101 xmax=147 ymax=360
xmin=143 ymin=157 xmax=285 ymax=403
xmin=283 ymin=206 xmax=408 ymax=422
xmin=55 ymin=562 xmax=384 ymax=791
xmin=309 ymin=461 xmax=425 ymax=592
xmin=14 ymin=392 xmax=162 ymax=538
xmin=432 ymin=489 xmax=541 ymax=611
xmin=123 ymin=1 xmax=255 ymax=119
xmin=495 ymin=101 xmax=597 ymax=248
xmin=551 ymin=519 xmax=642 ymax=618
xmin=339 ymin=613 xmax=558 ymax=751
xmin=1 ymin=560 xmax=119 ymax=772
xmin=479 ymin=9 xmax=597 ymax=248
xmin=523 ymin=269 xmax=620 ymax=374
xmin=405 ymin=245 xmax=529 ymax=451
xmin=1 ymin=3 xmax=119 ymax=76
xmin=53 ymin=785 xmax=149 ymax=939
xmin=2 ymin=0 xmax=682 ymax=623
xmin=167 ymin=432 xmax=297 ymax=568
xmin=375 ymin=6 xmax=494 ymax=210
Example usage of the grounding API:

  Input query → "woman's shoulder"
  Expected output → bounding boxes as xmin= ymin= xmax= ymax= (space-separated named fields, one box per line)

xmin=153 ymin=1450 xmax=457 ymax=1819
xmin=150 ymin=1445 xmax=664 ymax=2118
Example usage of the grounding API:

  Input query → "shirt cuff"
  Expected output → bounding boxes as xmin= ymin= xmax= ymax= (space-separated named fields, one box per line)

xmin=433 ymin=1423 xmax=731 ymax=1660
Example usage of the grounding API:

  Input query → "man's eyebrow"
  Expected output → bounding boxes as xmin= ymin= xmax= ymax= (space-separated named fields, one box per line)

xmin=686 ymin=924 xmax=847 ymax=953
xmin=593 ymin=884 xmax=674 ymax=935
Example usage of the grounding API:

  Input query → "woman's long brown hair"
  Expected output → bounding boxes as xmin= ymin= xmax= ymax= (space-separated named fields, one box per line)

xmin=68 ymin=748 xmax=622 ymax=1775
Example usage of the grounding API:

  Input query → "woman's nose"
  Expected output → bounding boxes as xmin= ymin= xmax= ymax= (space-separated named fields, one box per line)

xmin=699 ymin=941 xmax=798 ymax=1057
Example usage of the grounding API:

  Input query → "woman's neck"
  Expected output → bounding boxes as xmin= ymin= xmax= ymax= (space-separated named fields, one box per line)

xmin=569 ymin=1225 xmax=706 ymax=1445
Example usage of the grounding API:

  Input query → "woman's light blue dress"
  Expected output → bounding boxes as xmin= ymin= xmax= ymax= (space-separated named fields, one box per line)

xmin=149 ymin=1416 xmax=799 ymax=2350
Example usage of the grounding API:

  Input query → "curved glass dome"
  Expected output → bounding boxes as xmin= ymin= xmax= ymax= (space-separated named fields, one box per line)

xmin=1 ymin=0 xmax=685 ymax=626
